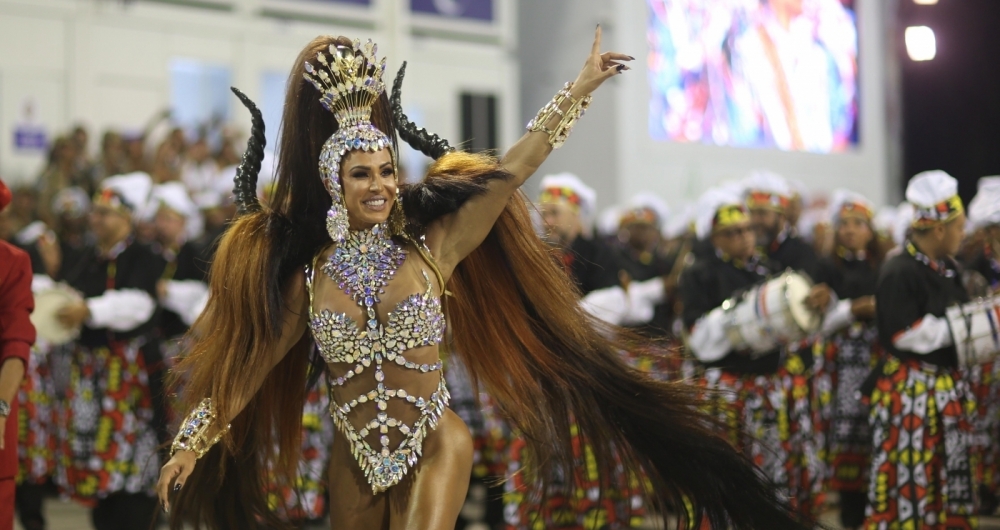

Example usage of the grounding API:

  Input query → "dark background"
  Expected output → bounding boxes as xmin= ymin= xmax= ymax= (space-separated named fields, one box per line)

xmin=900 ymin=0 xmax=1000 ymax=203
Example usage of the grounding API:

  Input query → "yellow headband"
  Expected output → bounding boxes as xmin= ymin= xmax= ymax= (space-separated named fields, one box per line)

xmin=912 ymin=194 xmax=964 ymax=228
xmin=714 ymin=204 xmax=749 ymax=233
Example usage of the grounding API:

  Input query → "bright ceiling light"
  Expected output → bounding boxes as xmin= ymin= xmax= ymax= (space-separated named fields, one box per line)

xmin=905 ymin=26 xmax=937 ymax=61
xmin=914 ymin=0 xmax=938 ymax=5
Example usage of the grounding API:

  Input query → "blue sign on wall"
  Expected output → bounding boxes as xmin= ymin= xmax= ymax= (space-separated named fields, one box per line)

xmin=14 ymin=127 xmax=47 ymax=151
xmin=294 ymin=0 xmax=372 ymax=5
xmin=410 ymin=0 xmax=493 ymax=21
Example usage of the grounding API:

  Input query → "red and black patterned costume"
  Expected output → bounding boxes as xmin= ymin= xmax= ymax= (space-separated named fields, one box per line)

xmin=866 ymin=241 xmax=976 ymax=529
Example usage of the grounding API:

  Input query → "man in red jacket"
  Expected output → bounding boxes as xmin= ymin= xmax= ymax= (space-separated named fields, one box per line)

xmin=0 ymin=178 xmax=35 ymax=530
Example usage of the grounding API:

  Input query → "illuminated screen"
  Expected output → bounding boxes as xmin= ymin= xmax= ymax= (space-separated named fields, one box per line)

xmin=647 ymin=0 xmax=858 ymax=153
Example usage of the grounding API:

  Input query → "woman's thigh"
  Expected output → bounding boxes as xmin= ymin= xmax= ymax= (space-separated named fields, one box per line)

xmin=387 ymin=409 xmax=473 ymax=530
xmin=327 ymin=434 xmax=388 ymax=530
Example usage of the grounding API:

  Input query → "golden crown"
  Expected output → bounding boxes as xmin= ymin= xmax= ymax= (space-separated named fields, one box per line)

xmin=303 ymin=39 xmax=388 ymax=127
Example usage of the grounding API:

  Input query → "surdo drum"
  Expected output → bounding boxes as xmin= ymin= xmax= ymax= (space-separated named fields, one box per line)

xmin=721 ymin=271 xmax=822 ymax=355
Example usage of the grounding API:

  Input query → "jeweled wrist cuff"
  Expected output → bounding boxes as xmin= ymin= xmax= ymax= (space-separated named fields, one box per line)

xmin=170 ymin=398 xmax=230 ymax=459
xmin=526 ymin=82 xmax=593 ymax=148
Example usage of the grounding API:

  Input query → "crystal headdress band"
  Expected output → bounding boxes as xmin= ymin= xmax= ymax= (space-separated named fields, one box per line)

xmin=304 ymin=38 xmax=400 ymax=243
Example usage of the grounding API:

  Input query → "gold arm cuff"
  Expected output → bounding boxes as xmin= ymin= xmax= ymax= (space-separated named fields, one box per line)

xmin=170 ymin=398 xmax=230 ymax=460
xmin=526 ymin=82 xmax=593 ymax=148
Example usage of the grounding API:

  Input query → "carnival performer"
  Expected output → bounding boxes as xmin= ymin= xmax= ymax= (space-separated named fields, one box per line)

xmin=148 ymin=182 xmax=210 ymax=359
xmin=743 ymin=170 xmax=828 ymax=516
xmin=958 ymin=182 xmax=1000 ymax=513
xmin=0 ymin=178 xmax=36 ymax=530
xmin=56 ymin=172 xmax=167 ymax=530
xmin=615 ymin=193 xmax=680 ymax=340
xmin=158 ymin=32 xmax=810 ymax=530
xmin=866 ymin=170 xmax=976 ymax=529
xmin=680 ymin=187 xmax=788 ymax=501
xmin=505 ymin=175 xmax=646 ymax=529
xmin=810 ymin=190 xmax=883 ymax=530
xmin=10 ymin=187 xmax=87 ymax=530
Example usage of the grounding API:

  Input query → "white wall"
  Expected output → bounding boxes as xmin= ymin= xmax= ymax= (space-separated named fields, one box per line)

xmin=519 ymin=0 xmax=899 ymax=213
xmin=0 ymin=0 xmax=520 ymax=185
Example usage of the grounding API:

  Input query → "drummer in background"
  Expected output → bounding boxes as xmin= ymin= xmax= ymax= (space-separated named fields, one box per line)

xmin=679 ymin=187 xmax=791 ymax=507
xmin=148 ymin=182 xmax=209 ymax=350
xmin=0 ymin=177 xmax=36 ymax=530
xmin=11 ymin=193 xmax=78 ymax=530
xmin=743 ymin=170 xmax=830 ymax=517
xmin=506 ymin=173 xmax=647 ymax=529
xmin=810 ymin=190 xmax=883 ymax=530
xmin=55 ymin=172 xmax=167 ymax=530
xmin=957 ymin=182 xmax=1000 ymax=515
xmin=615 ymin=193 xmax=678 ymax=339
xmin=866 ymin=170 xmax=976 ymax=528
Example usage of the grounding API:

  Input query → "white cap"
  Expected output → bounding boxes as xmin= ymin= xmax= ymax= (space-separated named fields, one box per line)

xmin=978 ymin=176 xmax=1000 ymax=193
xmin=625 ymin=192 xmax=670 ymax=227
xmin=99 ymin=172 xmax=153 ymax=215
xmin=893 ymin=202 xmax=916 ymax=246
xmin=828 ymin=188 xmax=874 ymax=225
xmin=664 ymin=203 xmax=695 ymax=240
xmin=695 ymin=187 xmax=748 ymax=240
xmin=905 ymin=170 xmax=962 ymax=227
xmin=873 ymin=205 xmax=898 ymax=235
xmin=150 ymin=182 xmax=204 ymax=240
xmin=52 ymin=186 xmax=91 ymax=217
xmin=596 ymin=206 xmax=622 ymax=238
xmin=796 ymin=208 xmax=830 ymax=243
xmin=788 ymin=178 xmax=810 ymax=204
xmin=743 ymin=170 xmax=791 ymax=210
xmin=538 ymin=172 xmax=597 ymax=217
xmin=968 ymin=187 xmax=1000 ymax=230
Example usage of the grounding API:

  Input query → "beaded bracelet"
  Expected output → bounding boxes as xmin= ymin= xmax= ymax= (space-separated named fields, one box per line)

xmin=170 ymin=398 xmax=230 ymax=459
xmin=526 ymin=82 xmax=592 ymax=148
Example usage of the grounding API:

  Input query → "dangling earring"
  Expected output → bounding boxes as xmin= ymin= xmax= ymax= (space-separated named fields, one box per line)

xmin=325 ymin=178 xmax=349 ymax=243
xmin=388 ymin=194 xmax=406 ymax=236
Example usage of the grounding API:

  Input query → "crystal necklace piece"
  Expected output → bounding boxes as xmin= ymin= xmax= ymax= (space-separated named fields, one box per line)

xmin=323 ymin=224 xmax=407 ymax=308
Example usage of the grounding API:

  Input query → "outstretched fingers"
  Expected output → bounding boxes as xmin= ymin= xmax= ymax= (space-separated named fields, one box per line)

xmin=157 ymin=464 xmax=181 ymax=512
xmin=591 ymin=24 xmax=603 ymax=59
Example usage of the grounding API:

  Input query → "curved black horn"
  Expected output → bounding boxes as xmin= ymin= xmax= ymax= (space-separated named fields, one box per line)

xmin=391 ymin=62 xmax=454 ymax=160
xmin=230 ymin=87 xmax=265 ymax=215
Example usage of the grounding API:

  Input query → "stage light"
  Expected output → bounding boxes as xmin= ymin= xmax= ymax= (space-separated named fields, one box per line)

xmin=905 ymin=26 xmax=937 ymax=61
xmin=913 ymin=0 xmax=938 ymax=5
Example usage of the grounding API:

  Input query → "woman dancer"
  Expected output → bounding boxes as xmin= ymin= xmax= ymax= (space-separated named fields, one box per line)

xmin=158 ymin=32 xmax=808 ymax=530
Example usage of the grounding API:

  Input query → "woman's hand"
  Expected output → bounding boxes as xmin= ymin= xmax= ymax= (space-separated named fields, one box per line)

xmin=570 ymin=25 xmax=633 ymax=98
xmin=157 ymin=450 xmax=197 ymax=513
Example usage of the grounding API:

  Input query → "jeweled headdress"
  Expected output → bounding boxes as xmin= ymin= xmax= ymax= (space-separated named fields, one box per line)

xmin=304 ymin=39 xmax=398 ymax=242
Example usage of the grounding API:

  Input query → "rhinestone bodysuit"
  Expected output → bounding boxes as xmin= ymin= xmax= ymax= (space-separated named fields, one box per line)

xmin=305 ymin=230 xmax=449 ymax=493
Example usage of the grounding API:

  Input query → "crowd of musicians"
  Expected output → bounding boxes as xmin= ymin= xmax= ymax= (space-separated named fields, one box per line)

xmin=3 ymin=124 xmax=1000 ymax=530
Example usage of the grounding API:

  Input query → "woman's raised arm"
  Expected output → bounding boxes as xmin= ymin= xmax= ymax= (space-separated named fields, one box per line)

xmin=427 ymin=26 xmax=631 ymax=275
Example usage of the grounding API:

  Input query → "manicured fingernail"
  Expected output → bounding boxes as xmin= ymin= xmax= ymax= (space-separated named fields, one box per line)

xmin=629 ymin=56 xmax=636 ymax=60
xmin=173 ymin=483 xmax=182 ymax=491
xmin=617 ymin=64 xmax=625 ymax=72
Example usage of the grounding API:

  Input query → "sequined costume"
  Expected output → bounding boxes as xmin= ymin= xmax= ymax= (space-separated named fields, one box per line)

xmin=305 ymin=226 xmax=449 ymax=493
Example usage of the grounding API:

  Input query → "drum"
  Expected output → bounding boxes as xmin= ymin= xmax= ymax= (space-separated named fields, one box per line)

xmin=722 ymin=271 xmax=821 ymax=355
xmin=947 ymin=296 xmax=1000 ymax=367
xmin=31 ymin=284 xmax=84 ymax=346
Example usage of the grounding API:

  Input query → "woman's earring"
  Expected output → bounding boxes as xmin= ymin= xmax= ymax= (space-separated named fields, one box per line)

xmin=388 ymin=194 xmax=406 ymax=236
xmin=326 ymin=180 xmax=349 ymax=243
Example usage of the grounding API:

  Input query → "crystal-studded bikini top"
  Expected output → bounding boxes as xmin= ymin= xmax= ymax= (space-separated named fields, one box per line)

xmin=305 ymin=243 xmax=449 ymax=493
